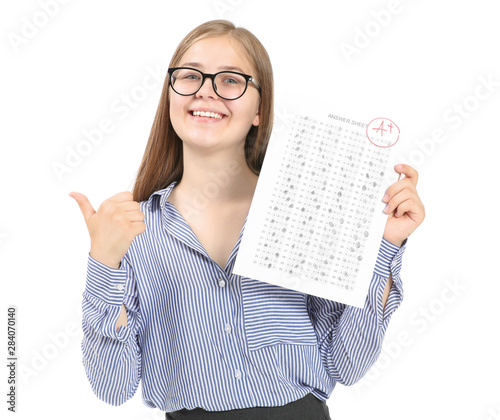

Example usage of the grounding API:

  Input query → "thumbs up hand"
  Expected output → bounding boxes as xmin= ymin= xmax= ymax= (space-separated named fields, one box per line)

xmin=69 ymin=191 xmax=146 ymax=269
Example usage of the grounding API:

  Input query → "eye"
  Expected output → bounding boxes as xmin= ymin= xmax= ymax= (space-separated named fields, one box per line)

xmin=222 ymin=76 xmax=240 ymax=84
xmin=174 ymin=69 xmax=202 ymax=80
xmin=184 ymin=73 xmax=201 ymax=80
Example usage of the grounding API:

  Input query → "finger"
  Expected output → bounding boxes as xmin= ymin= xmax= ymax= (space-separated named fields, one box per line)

xmin=108 ymin=191 xmax=135 ymax=203
xmin=394 ymin=164 xmax=418 ymax=186
xmin=119 ymin=201 xmax=142 ymax=212
xmin=384 ymin=188 xmax=413 ymax=214
xmin=393 ymin=198 xmax=415 ymax=218
xmin=127 ymin=210 xmax=145 ymax=222
xmin=69 ymin=192 xmax=96 ymax=224
xmin=382 ymin=178 xmax=415 ymax=203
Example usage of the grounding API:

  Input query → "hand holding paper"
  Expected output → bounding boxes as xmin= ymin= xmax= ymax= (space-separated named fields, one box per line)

xmin=382 ymin=164 xmax=426 ymax=247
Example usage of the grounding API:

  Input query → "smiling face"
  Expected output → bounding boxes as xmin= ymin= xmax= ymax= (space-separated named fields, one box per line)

xmin=169 ymin=36 xmax=261 ymax=153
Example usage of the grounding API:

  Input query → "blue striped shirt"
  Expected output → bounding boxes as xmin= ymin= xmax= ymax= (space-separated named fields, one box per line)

xmin=81 ymin=180 xmax=407 ymax=412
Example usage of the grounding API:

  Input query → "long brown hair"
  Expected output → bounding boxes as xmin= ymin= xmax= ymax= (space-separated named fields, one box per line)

xmin=132 ymin=20 xmax=274 ymax=202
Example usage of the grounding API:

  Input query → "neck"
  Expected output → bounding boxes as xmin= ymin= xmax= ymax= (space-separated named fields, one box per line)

xmin=175 ymin=143 xmax=259 ymax=208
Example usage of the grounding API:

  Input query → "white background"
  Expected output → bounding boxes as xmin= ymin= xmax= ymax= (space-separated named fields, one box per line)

xmin=1 ymin=1 xmax=499 ymax=419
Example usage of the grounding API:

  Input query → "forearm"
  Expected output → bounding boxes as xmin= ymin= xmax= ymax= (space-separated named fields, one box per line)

xmin=310 ymin=237 xmax=407 ymax=385
xmin=381 ymin=236 xmax=403 ymax=314
xmin=82 ymin=253 xmax=141 ymax=405
xmin=82 ymin=293 xmax=141 ymax=405
xmin=116 ymin=303 xmax=128 ymax=332
xmin=382 ymin=273 xmax=393 ymax=314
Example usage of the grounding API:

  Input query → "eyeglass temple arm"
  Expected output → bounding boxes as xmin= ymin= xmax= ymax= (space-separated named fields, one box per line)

xmin=249 ymin=77 xmax=261 ymax=92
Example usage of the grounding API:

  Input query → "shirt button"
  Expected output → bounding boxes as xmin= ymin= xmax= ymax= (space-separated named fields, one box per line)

xmin=219 ymin=280 xmax=226 ymax=288
xmin=234 ymin=370 xmax=242 ymax=380
xmin=116 ymin=284 xmax=124 ymax=291
xmin=224 ymin=324 xmax=231 ymax=333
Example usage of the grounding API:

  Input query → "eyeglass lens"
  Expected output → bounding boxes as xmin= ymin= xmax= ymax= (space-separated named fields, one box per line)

xmin=170 ymin=68 xmax=247 ymax=99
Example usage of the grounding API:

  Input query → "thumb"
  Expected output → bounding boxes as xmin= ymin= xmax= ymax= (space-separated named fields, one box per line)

xmin=69 ymin=192 xmax=96 ymax=224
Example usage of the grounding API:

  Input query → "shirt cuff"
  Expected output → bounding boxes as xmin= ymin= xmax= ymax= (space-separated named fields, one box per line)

xmin=85 ymin=253 xmax=127 ymax=306
xmin=373 ymin=237 xmax=407 ymax=278
xmin=368 ymin=237 xmax=408 ymax=325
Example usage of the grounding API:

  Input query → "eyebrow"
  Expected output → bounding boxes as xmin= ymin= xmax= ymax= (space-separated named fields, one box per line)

xmin=179 ymin=62 xmax=247 ymax=74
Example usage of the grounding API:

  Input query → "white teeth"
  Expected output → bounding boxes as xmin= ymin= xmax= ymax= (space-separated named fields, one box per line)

xmin=192 ymin=111 xmax=223 ymax=119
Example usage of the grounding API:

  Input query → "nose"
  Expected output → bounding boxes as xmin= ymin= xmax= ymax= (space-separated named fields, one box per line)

xmin=195 ymin=76 xmax=218 ymax=99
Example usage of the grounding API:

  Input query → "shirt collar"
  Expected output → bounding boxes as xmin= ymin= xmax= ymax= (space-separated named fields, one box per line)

xmin=146 ymin=180 xmax=179 ymax=211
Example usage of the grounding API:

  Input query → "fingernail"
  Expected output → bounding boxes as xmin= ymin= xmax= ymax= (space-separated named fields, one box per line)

xmin=384 ymin=205 xmax=390 ymax=213
xmin=383 ymin=194 xmax=389 ymax=202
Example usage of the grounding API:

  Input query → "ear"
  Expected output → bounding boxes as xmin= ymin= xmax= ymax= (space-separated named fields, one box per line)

xmin=252 ymin=111 xmax=260 ymax=127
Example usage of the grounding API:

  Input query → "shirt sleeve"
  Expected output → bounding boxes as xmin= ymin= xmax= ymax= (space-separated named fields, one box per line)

xmin=81 ymin=252 xmax=142 ymax=405
xmin=307 ymin=236 xmax=408 ymax=386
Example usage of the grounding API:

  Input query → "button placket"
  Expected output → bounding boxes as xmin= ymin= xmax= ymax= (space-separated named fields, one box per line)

xmin=217 ymin=274 xmax=246 ymax=383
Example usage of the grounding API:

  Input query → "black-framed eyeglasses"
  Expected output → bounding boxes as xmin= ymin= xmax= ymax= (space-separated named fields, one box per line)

xmin=168 ymin=67 xmax=261 ymax=100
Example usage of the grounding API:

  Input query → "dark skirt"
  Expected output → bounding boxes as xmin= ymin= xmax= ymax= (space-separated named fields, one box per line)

xmin=165 ymin=393 xmax=331 ymax=420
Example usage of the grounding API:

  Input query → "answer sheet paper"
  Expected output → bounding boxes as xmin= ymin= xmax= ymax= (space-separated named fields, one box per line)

xmin=233 ymin=108 xmax=401 ymax=308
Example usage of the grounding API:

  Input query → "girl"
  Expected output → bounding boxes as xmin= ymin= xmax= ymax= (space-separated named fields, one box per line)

xmin=70 ymin=19 xmax=425 ymax=420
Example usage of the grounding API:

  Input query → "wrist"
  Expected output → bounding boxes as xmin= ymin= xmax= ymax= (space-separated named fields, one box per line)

xmin=383 ymin=236 xmax=403 ymax=247
xmin=89 ymin=249 xmax=121 ymax=269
